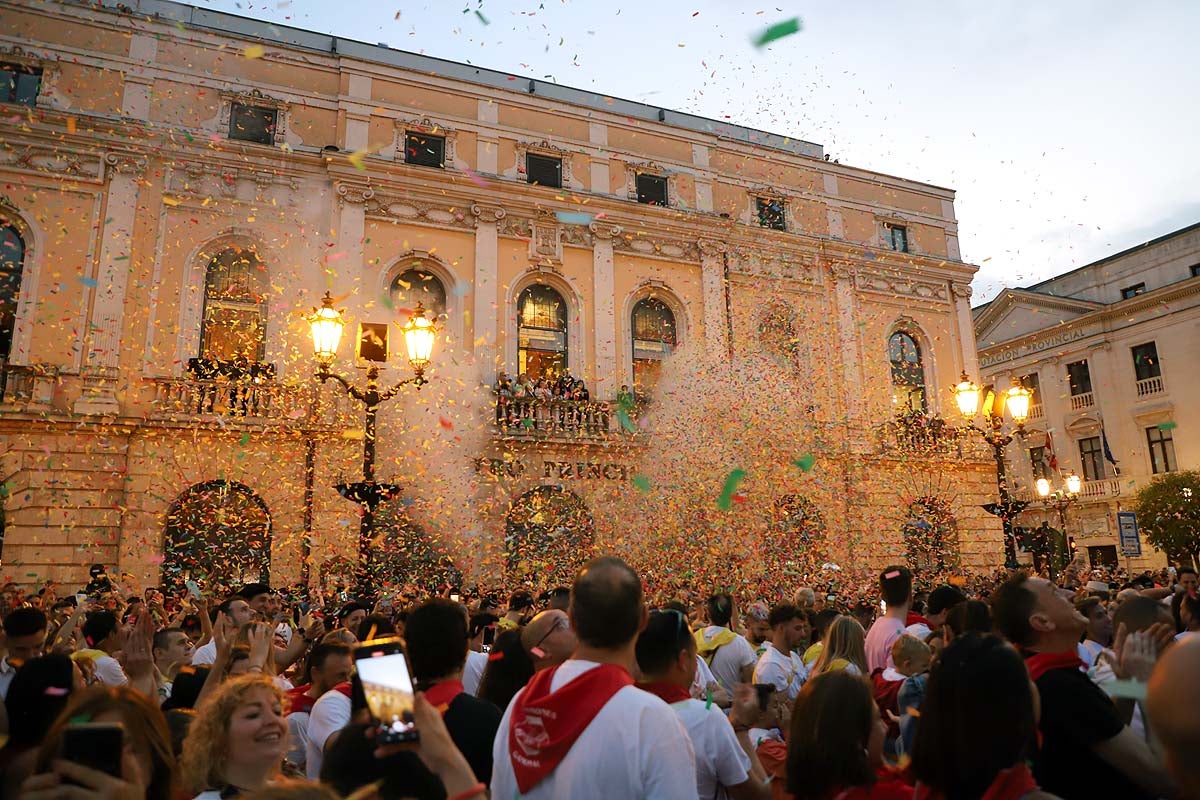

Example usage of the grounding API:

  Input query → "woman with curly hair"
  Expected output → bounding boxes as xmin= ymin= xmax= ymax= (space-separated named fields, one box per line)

xmin=181 ymin=673 xmax=288 ymax=799
xmin=20 ymin=685 xmax=178 ymax=800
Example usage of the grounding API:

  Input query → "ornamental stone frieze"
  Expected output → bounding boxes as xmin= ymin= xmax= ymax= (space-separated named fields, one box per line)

xmin=361 ymin=193 xmax=475 ymax=228
xmin=952 ymin=282 xmax=973 ymax=299
xmin=0 ymin=143 xmax=104 ymax=181
xmin=727 ymin=248 xmax=819 ymax=284
xmin=103 ymin=151 xmax=148 ymax=178
xmin=335 ymin=180 xmax=374 ymax=207
xmin=165 ymin=162 xmax=299 ymax=205
xmin=611 ymin=233 xmax=698 ymax=262
xmin=856 ymin=274 xmax=949 ymax=302
xmin=470 ymin=204 xmax=507 ymax=225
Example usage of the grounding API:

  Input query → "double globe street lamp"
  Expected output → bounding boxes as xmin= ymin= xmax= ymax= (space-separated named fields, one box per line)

xmin=309 ymin=292 xmax=437 ymax=599
xmin=953 ymin=373 xmax=1034 ymax=569
xmin=1034 ymin=472 xmax=1082 ymax=580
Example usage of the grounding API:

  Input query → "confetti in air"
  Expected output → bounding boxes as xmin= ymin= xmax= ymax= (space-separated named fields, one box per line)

xmin=751 ymin=18 xmax=803 ymax=49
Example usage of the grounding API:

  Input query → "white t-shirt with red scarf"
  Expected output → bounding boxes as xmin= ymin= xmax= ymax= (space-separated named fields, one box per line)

xmin=490 ymin=659 xmax=697 ymax=800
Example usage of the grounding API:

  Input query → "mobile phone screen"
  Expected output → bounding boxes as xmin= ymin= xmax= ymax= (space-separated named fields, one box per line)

xmin=185 ymin=580 xmax=201 ymax=599
xmin=354 ymin=638 xmax=419 ymax=743
xmin=482 ymin=624 xmax=496 ymax=648
xmin=63 ymin=723 xmax=123 ymax=778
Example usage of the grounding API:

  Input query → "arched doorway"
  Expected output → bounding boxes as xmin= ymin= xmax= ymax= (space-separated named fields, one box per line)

xmin=161 ymin=480 xmax=271 ymax=592
xmin=631 ymin=297 xmax=677 ymax=399
xmin=374 ymin=501 xmax=462 ymax=592
xmin=517 ymin=285 xmax=568 ymax=380
xmin=902 ymin=497 xmax=958 ymax=573
xmin=505 ymin=487 xmax=593 ymax=586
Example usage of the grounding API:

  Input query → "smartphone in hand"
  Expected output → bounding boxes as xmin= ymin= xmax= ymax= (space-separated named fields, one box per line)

xmin=354 ymin=637 xmax=420 ymax=744
xmin=63 ymin=723 xmax=123 ymax=779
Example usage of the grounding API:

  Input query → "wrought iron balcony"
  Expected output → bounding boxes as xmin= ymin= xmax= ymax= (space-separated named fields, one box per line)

xmin=877 ymin=411 xmax=974 ymax=459
xmin=495 ymin=397 xmax=623 ymax=440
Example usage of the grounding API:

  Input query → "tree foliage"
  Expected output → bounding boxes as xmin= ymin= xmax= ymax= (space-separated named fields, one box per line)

xmin=1133 ymin=470 xmax=1200 ymax=565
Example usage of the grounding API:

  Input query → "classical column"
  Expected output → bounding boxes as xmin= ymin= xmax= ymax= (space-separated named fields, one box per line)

xmin=832 ymin=265 xmax=866 ymax=431
xmin=74 ymin=152 xmax=147 ymax=415
xmin=590 ymin=222 xmax=621 ymax=398
xmin=952 ymin=282 xmax=979 ymax=380
xmin=698 ymin=240 xmax=729 ymax=357
xmin=471 ymin=204 xmax=505 ymax=378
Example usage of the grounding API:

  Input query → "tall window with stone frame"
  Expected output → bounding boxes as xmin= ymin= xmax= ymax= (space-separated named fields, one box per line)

xmin=1146 ymin=426 xmax=1177 ymax=474
xmin=631 ymin=298 xmax=677 ymax=398
xmin=1066 ymin=360 xmax=1092 ymax=396
xmin=889 ymin=331 xmax=926 ymax=412
xmin=517 ymin=285 xmax=568 ymax=379
xmin=389 ymin=268 xmax=447 ymax=321
xmin=1078 ymin=436 xmax=1105 ymax=482
xmin=1021 ymin=373 xmax=1041 ymax=415
xmin=1 ymin=63 xmax=41 ymax=107
xmin=199 ymin=248 xmax=268 ymax=363
xmin=1131 ymin=342 xmax=1161 ymax=382
xmin=0 ymin=222 xmax=26 ymax=362
xmin=1028 ymin=446 xmax=1050 ymax=480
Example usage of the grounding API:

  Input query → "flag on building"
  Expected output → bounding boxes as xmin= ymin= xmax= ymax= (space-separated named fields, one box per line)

xmin=1045 ymin=431 xmax=1058 ymax=471
xmin=1101 ymin=423 xmax=1120 ymax=473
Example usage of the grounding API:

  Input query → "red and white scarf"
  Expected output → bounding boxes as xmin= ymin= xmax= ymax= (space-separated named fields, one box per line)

xmin=508 ymin=663 xmax=632 ymax=793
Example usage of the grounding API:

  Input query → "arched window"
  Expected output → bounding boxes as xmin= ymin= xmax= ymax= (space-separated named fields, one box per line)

xmin=902 ymin=497 xmax=958 ymax=573
xmin=199 ymin=247 xmax=267 ymax=362
xmin=0 ymin=223 xmax=27 ymax=361
xmin=889 ymin=331 xmax=926 ymax=412
xmin=517 ymin=285 xmax=568 ymax=379
xmin=505 ymin=486 xmax=593 ymax=587
xmin=161 ymin=480 xmax=271 ymax=589
xmin=389 ymin=268 xmax=446 ymax=320
xmin=631 ymin=298 xmax=676 ymax=396
xmin=375 ymin=501 xmax=461 ymax=591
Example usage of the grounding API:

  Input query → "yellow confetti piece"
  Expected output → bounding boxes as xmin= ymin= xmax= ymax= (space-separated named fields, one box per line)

xmin=162 ymin=197 xmax=181 ymax=207
xmin=243 ymin=44 xmax=265 ymax=59
xmin=346 ymin=149 xmax=368 ymax=171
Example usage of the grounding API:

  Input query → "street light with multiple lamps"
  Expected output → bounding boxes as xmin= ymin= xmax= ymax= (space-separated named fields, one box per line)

xmin=1034 ymin=472 xmax=1082 ymax=579
xmin=953 ymin=372 xmax=1034 ymax=569
xmin=308 ymin=291 xmax=437 ymax=598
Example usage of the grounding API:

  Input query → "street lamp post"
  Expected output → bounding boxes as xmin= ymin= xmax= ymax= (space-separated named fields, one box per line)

xmin=308 ymin=292 xmax=437 ymax=599
xmin=953 ymin=373 xmax=1033 ymax=569
xmin=1035 ymin=473 xmax=1081 ymax=581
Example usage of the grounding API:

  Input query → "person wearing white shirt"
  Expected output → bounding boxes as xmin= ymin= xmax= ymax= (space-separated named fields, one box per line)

xmin=636 ymin=608 xmax=771 ymax=800
xmin=491 ymin=557 xmax=697 ymax=800
xmin=1075 ymin=597 xmax=1113 ymax=669
xmin=752 ymin=604 xmax=809 ymax=705
xmin=305 ymin=684 xmax=352 ymax=780
xmin=192 ymin=596 xmax=254 ymax=666
xmin=0 ymin=607 xmax=47 ymax=699
xmin=81 ymin=610 xmax=128 ymax=687
xmin=695 ymin=594 xmax=758 ymax=695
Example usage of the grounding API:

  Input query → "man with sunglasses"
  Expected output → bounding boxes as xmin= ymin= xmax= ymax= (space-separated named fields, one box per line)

xmin=636 ymin=608 xmax=772 ymax=800
xmin=521 ymin=609 xmax=577 ymax=671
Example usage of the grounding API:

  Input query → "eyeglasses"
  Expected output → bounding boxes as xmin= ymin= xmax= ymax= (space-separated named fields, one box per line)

xmin=532 ymin=616 xmax=571 ymax=652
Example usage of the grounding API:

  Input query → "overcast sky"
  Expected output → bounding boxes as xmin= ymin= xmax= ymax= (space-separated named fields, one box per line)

xmin=194 ymin=0 xmax=1200 ymax=302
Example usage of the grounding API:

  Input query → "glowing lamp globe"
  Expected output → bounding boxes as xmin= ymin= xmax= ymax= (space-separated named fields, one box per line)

xmin=953 ymin=372 xmax=982 ymax=418
xmin=309 ymin=292 xmax=345 ymax=368
xmin=1066 ymin=473 xmax=1082 ymax=495
xmin=401 ymin=301 xmax=436 ymax=373
xmin=1005 ymin=379 xmax=1032 ymax=425
xmin=1036 ymin=477 xmax=1051 ymax=498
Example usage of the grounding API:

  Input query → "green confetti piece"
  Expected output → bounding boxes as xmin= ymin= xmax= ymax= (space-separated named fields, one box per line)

xmin=717 ymin=468 xmax=747 ymax=511
xmin=239 ymin=432 xmax=251 ymax=446
xmin=1157 ymin=421 xmax=1177 ymax=430
xmin=474 ymin=9 xmax=489 ymax=24
xmin=521 ymin=417 xmax=534 ymax=429
xmin=632 ymin=475 xmax=651 ymax=493
xmin=616 ymin=410 xmax=638 ymax=433
xmin=751 ymin=17 xmax=802 ymax=49
xmin=705 ymin=687 xmax=713 ymax=710
xmin=793 ymin=453 xmax=816 ymax=472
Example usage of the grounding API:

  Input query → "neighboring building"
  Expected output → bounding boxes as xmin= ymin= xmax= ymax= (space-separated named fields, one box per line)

xmin=0 ymin=0 xmax=997 ymax=592
xmin=974 ymin=223 xmax=1200 ymax=570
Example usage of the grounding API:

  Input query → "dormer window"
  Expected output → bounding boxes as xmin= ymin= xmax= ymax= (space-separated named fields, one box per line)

xmin=526 ymin=153 xmax=563 ymax=188
xmin=636 ymin=173 xmax=669 ymax=206
xmin=228 ymin=102 xmax=277 ymax=145
xmin=405 ymin=132 xmax=445 ymax=168
xmin=756 ymin=197 xmax=786 ymax=231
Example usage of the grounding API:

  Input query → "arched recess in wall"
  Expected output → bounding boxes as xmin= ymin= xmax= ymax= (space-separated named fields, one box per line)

xmin=161 ymin=480 xmax=272 ymax=590
xmin=174 ymin=230 xmax=281 ymax=378
xmin=505 ymin=270 xmax=586 ymax=383
xmin=505 ymin=485 xmax=594 ymax=588
xmin=886 ymin=317 xmax=938 ymax=415
xmin=621 ymin=283 xmax=689 ymax=400
xmin=0 ymin=201 xmax=43 ymax=366
xmin=380 ymin=250 xmax=463 ymax=357
xmin=902 ymin=496 xmax=959 ymax=573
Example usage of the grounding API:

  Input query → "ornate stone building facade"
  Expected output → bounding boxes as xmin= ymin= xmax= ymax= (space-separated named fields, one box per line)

xmin=0 ymin=0 xmax=999 ymax=592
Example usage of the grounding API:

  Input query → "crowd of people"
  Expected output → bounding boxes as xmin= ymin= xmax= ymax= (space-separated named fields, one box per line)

xmin=0 ymin=557 xmax=1197 ymax=799
xmin=493 ymin=370 xmax=634 ymax=433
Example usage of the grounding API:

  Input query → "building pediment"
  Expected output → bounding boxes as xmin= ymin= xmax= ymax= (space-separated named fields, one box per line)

xmin=974 ymin=289 xmax=1104 ymax=349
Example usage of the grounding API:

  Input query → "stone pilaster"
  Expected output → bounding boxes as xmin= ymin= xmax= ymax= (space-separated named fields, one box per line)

xmin=74 ymin=152 xmax=147 ymax=415
xmin=698 ymin=240 xmax=729 ymax=357
xmin=590 ymin=222 xmax=622 ymax=397
xmin=471 ymin=204 xmax=505 ymax=378
xmin=334 ymin=180 xmax=372 ymax=293
xmin=833 ymin=265 xmax=867 ymax=439
xmin=952 ymin=282 xmax=978 ymax=382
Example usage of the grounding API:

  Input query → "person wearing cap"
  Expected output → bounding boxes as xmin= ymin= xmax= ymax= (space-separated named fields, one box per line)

xmin=81 ymin=564 xmax=114 ymax=597
xmin=335 ymin=602 xmax=368 ymax=637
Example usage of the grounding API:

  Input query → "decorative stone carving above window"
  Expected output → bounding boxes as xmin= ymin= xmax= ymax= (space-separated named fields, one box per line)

xmin=218 ymin=88 xmax=288 ymax=146
xmin=392 ymin=117 xmax=462 ymax=167
xmin=511 ymin=140 xmax=582 ymax=190
xmin=529 ymin=210 xmax=563 ymax=264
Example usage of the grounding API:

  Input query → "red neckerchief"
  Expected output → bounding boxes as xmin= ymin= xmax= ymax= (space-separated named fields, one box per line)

xmin=508 ymin=663 xmax=633 ymax=793
xmin=422 ymin=679 xmax=464 ymax=713
xmin=1024 ymin=650 xmax=1084 ymax=681
xmin=636 ymin=680 xmax=691 ymax=704
xmin=914 ymin=763 xmax=1038 ymax=800
xmin=906 ymin=611 xmax=930 ymax=627
xmin=285 ymin=684 xmax=317 ymax=716
xmin=333 ymin=681 xmax=352 ymax=697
